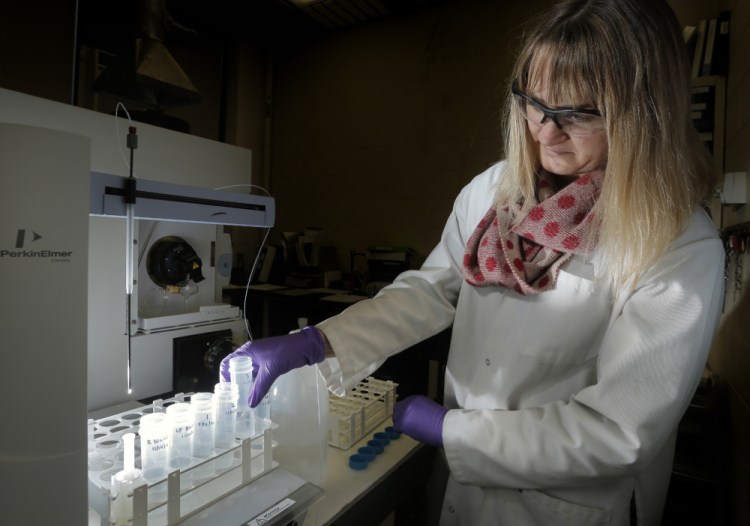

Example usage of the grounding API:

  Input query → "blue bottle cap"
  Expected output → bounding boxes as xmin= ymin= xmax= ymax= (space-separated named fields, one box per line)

xmin=358 ymin=446 xmax=376 ymax=461
xmin=373 ymin=432 xmax=391 ymax=445
xmin=385 ymin=427 xmax=401 ymax=440
xmin=367 ymin=439 xmax=385 ymax=454
xmin=348 ymin=453 xmax=369 ymax=470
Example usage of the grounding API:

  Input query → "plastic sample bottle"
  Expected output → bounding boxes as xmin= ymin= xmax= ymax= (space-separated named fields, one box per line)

xmin=139 ymin=413 xmax=169 ymax=481
xmin=254 ymin=391 xmax=272 ymax=432
xmin=166 ymin=402 xmax=194 ymax=469
xmin=191 ymin=392 xmax=216 ymax=458
xmin=110 ymin=433 xmax=145 ymax=526
xmin=191 ymin=392 xmax=216 ymax=480
xmin=213 ymin=382 xmax=237 ymax=449
xmin=270 ymin=363 xmax=329 ymax=485
xmin=229 ymin=356 xmax=255 ymax=438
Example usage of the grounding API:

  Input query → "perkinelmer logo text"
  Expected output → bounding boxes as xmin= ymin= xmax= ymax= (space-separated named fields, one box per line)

xmin=1 ymin=229 xmax=73 ymax=262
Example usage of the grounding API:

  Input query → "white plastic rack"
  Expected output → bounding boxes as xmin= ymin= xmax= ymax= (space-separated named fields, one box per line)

xmin=328 ymin=377 xmax=398 ymax=450
xmin=87 ymin=393 xmax=277 ymax=525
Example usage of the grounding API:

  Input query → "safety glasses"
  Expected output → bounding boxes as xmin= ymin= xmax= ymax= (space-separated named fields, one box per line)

xmin=512 ymin=81 xmax=604 ymax=136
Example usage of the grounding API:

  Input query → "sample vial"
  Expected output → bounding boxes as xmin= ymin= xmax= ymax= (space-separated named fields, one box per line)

xmin=191 ymin=392 xmax=216 ymax=481
xmin=229 ymin=356 xmax=255 ymax=438
xmin=214 ymin=382 xmax=237 ymax=449
xmin=254 ymin=392 xmax=271 ymax=432
xmin=110 ymin=433 xmax=145 ymax=526
xmin=139 ymin=413 xmax=169 ymax=481
xmin=191 ymin=392 xmax=215 ymax=458
xmin=166 ymin=402 xmax=194 ymax=469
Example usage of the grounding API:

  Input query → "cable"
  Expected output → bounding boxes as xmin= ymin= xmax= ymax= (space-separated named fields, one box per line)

xmin=242 ymin=226 xmax=272 ymax=341
xmin=212 ymin=183 xmax=274 ymax=341
xmin=214 ymin=183 xmax=271 ymax=196
xmin=115 ymin=102 xmax=136 ymax=177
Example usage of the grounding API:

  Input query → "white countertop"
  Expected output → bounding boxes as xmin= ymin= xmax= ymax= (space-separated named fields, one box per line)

xmin=304 ymin=419 xmax=422 ymax=526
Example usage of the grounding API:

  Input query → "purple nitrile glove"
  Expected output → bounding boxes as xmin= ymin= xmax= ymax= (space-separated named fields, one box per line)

xmin=392 ymin=395 xmax=448 ymax=448
xmin=219 ymin=326 xmax=325 ymax=408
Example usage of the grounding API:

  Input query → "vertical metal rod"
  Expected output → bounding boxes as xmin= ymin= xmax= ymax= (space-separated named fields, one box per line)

xmin=125 ymin=127 xmax=138 ymax=393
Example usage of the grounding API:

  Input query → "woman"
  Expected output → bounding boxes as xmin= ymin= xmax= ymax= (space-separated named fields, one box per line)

xmin=222 ymin=0 xmax=724 ymax=524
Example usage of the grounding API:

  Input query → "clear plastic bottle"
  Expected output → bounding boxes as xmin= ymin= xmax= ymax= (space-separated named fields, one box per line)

xmin=213 ymin=382 xmax=237 ymax=449
xmin=254 ymin=393 xmax=271 ymax=432
xmin=270 ymin=320 xmax=328 ymax=485
xmin=110 ymin=433 xmax=145 ymax=526
xmin=166 ymin=402 xmax=194 ymax=469
xmin=271 ymin=364 xmax=329 ymax=486
xmin=139 ymin=413 xmax=169 ymax=481
xmin=229 ymin=356 xmax=255 ymax=438
xmin=191 ymin=392 xmax=216 ymax=481
xmin=191 ymin=392 xmax=215 ymax=458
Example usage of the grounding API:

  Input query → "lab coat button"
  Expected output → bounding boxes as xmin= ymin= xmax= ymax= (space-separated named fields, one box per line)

xmin=485 ymin=358 xmax=491 ymax=366
xmin=448 ymin=505 xmax=455 ymax=513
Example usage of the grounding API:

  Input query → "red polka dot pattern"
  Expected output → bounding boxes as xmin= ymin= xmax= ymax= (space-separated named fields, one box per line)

xmin=562 ymin=235 xmax=580 ymax=250
xmin=462 ymin=170 xmax=603 ymax=294
xmin=529 ymin=207 xmax=545 ymax=221
xmin=557 ymin=195 xmax=576 ymax=209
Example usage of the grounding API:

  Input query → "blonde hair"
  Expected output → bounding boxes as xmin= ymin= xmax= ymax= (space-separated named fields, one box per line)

xmin=498 ymin=0 xmax=715 ymax=291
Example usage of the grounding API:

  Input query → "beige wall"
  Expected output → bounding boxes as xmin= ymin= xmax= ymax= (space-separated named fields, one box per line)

xmin=222 ymin=40 xmax=271 ymax=266
xmin=269 ymin=0 xmax=551 ymax=270
xmin=0 ymin=2 xmax=76 ymax=104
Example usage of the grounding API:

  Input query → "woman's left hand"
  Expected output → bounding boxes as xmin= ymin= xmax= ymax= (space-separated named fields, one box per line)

xmin=392 ymin=395 xmax=448 ymax=448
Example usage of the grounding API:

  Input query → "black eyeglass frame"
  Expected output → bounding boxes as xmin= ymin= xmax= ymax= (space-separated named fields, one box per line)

xmin=511 ymin=81 xmax=602 ymax=130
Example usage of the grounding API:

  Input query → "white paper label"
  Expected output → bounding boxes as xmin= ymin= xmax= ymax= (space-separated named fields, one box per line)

xmin=245 ymin=498 xmax=295 ymax=525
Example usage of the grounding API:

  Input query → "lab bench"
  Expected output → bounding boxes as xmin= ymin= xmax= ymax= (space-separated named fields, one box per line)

xmin=305 ymin=420 xmax=436 ymax=526
xmin=88 ymin=407 xmax=437 ymax=526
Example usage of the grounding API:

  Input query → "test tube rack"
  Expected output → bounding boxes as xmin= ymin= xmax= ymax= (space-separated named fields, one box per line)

xmin=328 ymin=377 xmax=398 ymax=450
xmin=87 ymin=393 xmax=278 ymax=526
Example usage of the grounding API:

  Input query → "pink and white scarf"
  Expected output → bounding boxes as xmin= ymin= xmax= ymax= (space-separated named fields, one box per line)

xmin=462 ymin=171 xmax=603 ymax=295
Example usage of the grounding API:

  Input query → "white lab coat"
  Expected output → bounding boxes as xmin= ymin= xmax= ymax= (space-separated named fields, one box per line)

xmin=317 ymin=162 xmax=724 ymax=525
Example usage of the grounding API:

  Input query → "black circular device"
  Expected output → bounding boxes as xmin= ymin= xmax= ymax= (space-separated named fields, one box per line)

xmin=203 ymin=336 xmax=237 ymax=376
xmin=146 ymin=236 xmax=205 ymax=288
xmin=173 ymin=334 xmax=238 ymax=394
